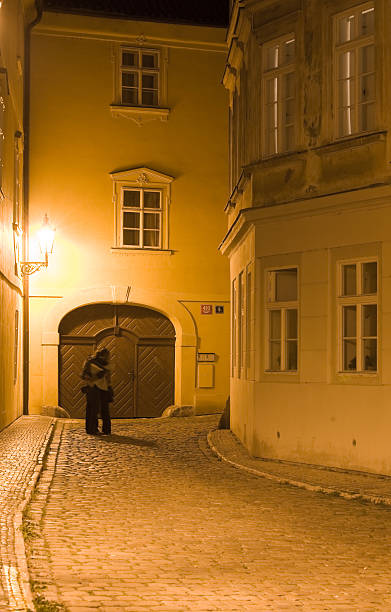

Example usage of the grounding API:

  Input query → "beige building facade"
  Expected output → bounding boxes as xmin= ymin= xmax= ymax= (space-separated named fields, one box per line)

xmin=222 ymin=0 xmax=391 ymax=474
xmin=28 ymin=8 xmax=230 ymax=419
xmin=0 ymin=0 xmax=34 ymax=429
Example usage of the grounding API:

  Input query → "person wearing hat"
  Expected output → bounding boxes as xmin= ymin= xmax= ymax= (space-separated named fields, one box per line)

xmin=81 ymin=348 xmax=113 ymax=435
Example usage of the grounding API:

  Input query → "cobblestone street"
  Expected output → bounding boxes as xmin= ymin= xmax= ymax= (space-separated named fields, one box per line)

xmin=21 ymin=415 xmax=391 ymax=611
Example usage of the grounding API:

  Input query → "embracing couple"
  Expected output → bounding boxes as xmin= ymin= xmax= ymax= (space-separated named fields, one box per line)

xmin=81 ymin=348 xmax=113 ymax=435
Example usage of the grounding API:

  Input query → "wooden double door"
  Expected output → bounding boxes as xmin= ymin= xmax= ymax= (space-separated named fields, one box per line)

xmin=59 ymin=304 xmax=175 ymax=418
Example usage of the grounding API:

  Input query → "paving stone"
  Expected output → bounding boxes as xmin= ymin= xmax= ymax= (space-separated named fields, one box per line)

xmin=20 ymin=415 xmax=391 ymax=610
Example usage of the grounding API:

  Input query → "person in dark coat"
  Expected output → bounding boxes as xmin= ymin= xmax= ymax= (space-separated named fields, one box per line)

xmin=81 ymin=348 xmax=113 ymax=435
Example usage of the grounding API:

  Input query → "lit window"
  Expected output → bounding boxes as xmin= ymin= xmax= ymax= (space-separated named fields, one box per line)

xmin=335 ymin=4 xmax=375 ymax=137
xmin=262 ymin=35 xmax=296 ymax=156
xmin=120 ymin=48 xmax=160 ymax=107
xmin=266 ymin=268 xmax=298 ymax=371
xmin=121 ymin=188 xmax=162 ymax=249
xmin=111 ymin=168 xmax=173 ymax=251
xmin=338 ymin=260 xmax=378 ymax=372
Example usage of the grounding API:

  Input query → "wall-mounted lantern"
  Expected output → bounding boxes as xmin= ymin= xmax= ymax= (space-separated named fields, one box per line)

xmin=20 ymin=214 xmax=55 ymax=276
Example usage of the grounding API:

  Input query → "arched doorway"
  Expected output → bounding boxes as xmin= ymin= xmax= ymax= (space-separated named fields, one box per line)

xmin=58 ymin=303 xmax=175 ymax=418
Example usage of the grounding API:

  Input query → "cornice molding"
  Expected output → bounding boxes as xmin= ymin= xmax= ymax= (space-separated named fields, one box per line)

xmin=219 ymin=183 xmax=391 ymax=256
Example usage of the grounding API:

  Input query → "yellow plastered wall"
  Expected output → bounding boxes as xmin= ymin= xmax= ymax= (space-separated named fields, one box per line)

xmin=28 ymin=13 xmax=229 ymax=415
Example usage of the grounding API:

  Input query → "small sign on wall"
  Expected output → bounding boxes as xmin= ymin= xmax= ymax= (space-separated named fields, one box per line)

xmin=197 ymin=353 xmax=216 ymax=362
xmin=215 ymin=305 xmax=224 ymax=314
xmin=201 ymin=304 xmax=213 ymax=315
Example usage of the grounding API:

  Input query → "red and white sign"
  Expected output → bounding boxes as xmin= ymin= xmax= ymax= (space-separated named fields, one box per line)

xmin=201 ymin=304 xmax=213 ymax=315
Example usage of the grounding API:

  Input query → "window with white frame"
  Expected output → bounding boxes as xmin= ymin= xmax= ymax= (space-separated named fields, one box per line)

xmin=111 ymin=168 xmax=173 ymax=251
xmin=13 ymin=132 xmax=22 ymax=227
xmin=334 ymin=3 xmax=375 ymax=138
xmin=232 ymin=278 xmax=237 ymax=375
xmin=262 ymin=35 xmax=296 ymax=156
xmin=266 ymin=268 xmax=298 ymax=371
xmin=238 ymin=271 xmax=244 ymax=372
xmin=121 ymin=188 xmax=162 ymax=249
xmin=338 ymin=260 xmax=377 ymax=372
xmin=0 ymin=81 xmax=5 ymax=191
xmin=246 ymin=269 xmax=252 ymax=373
xmin=120 ymin=47 xmax=160 ymax=107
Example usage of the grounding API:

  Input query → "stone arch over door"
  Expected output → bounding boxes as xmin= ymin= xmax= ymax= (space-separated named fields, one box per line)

xmin=58 ymin=303 xmax=175 ymax=418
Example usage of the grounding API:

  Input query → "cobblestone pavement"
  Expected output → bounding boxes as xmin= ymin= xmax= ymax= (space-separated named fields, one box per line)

xmin=24 ymin=415 xmax=391 ymax=611
xmin=0 ymin=415 xmax=54 ymax=611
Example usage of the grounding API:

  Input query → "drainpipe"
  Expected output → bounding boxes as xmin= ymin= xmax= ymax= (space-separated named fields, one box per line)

xmin=22 ymin=0 xmax=43 ymax=415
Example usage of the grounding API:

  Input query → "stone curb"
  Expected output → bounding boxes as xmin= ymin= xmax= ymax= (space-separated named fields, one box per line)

xmin=207 ymin=430 xmax=391 ymax=508
xmin=12 ymin=419 xmax=57 ymax=611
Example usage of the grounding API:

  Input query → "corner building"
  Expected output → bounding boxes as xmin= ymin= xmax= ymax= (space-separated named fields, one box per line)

xmin=28 ymin=3 xmax=229 ymax=419
xmin=222 ymin=0 xmax=391 ymax=473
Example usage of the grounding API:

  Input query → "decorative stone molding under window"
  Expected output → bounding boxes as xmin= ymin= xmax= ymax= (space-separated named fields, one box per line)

xmin=110 ymin=104 xmax=170 ymax=127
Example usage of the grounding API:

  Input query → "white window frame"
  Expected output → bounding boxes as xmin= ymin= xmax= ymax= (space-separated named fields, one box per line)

xmin=337 ymin=258 xmax=378 ymax=373
xmin=265 ymin=267 xmax=299 ymax=372
xmin=111 ymin=168 xmax=173 ymax=252
xmin=246 ymin=268 xmax=252 ymax=376
xmin=333 ymin=2 xmax=375 ymax=138
xmin=119 ymin=46 xmax=160 ymax=107
xmin=120 ymin=187 xmax=162 ymax=249
xmin=0 ymin=71 xmax=7 ymax=194
xmin=232 ymin=278 xmax=237 ymax=376
xmin=261 ymin=33 xmax=296 ymax=157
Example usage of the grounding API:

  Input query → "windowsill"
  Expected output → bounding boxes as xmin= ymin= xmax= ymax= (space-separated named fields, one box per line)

xmin=111 ymin=247 xmax=173 ymax=255
xmin=110 ymin=104 xmax=170 ymax=126
xmin=314 ymin=130 xmax=387 ymax=155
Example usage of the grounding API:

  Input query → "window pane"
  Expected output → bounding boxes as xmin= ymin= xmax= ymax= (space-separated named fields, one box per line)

xmin=123 ymin=190 xmax=140 ymax=207
xmin=338 ymin=106 xmax=354 ymax=137
xmin=338 ymin=14 xmax=355 ymax=44
xmin=122 ymin=72 xmax=137 ymax=87
xmin=339 ymin=50 xmax=355 ymax=81
xmin=344 ymin=339 xmax=357 ymax=370
xmin=122 ymin=89 xmax=137 ymax=105
xmin=342 ymin=264 xmax=356 ymax=295
xmin=282 ymin=39 xmax=295 ymax=65
xmin=363 ymin=304 xmax=377 ymax=337
xmin=286 ymin=309 xmax=297 ymax=339
xmin=144 ymin=191 xmax=161 ymax=208
xmin=266 ymin=78 xmax=278 ymax=104
xmin=142 ymin=74 xmax=157 ymax=89
xmin=275 ymin=269 xmax=297 ymax=301
xmin=286 ymin=340 xmax=297 ymax=370
xmin=123 ymin=229 xmax=140 ymax=246
xmin=142 ymin=53 xmax=157 ymax=68
xmin=266 ymin=45 xmax=279 ymax=70
xmin=123 ymin=212 xmax=140 ymax=228
xmin=362 ymin=262 xmax=377 ymax=294
xmin=360 ymin=45 xmax=375 ymax=75
xmin=122 ymin=52 xmax=137 ymax=67
xmin=143 ymin=213 xmax=160 ymax=230
xmin=269 ymin=341 xmax=281 ymax=370
xmin=142 ymin=90 xmax=158 ymax=106
xmin=338 ymin=76 xmax=355 ymax=109
xmin=360 ymin=74 xmax=375 ymax=103
xmin=270 ymin=310 xmax=281 ymax=340
xmin=143 ymin=230 xmax=159 ymax=247
xmin=343 ymin=305 xmax=357 ymax=338
xmin=360 ymin=102 xmax=375 ymax=131
xmin=283 ymin=98 xmax=295 ymax=125
xmin=359 ymin=7 xmax=374 ymax=37
xmin=283 ymin=72 xmax=295 ymax=100
xmin=266 ymin=127 xmax=278 ymax=155
xmin=363 ymin=338 xmax=377 ymax=370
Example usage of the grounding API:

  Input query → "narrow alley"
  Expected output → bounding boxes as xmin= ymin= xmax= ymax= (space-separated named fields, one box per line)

xmin=22 ymin=415 xmax=391 ymax=611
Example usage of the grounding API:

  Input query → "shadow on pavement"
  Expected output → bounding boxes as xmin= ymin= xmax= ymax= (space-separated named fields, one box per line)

xmin=97 ymin=434 xmax=158 ymax=447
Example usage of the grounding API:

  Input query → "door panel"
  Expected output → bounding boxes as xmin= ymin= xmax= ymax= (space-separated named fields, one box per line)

xmin=136 ymin=344 xmax=174 ymax=417
xmin=59 ymin=343 xmax=93 ymax=418
xmin=97 ymin=334 xmax=135 ymax=418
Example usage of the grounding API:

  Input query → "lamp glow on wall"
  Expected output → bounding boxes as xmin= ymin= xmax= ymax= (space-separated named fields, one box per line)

xmin=20 ymin=214 xmax=56 ymax=276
